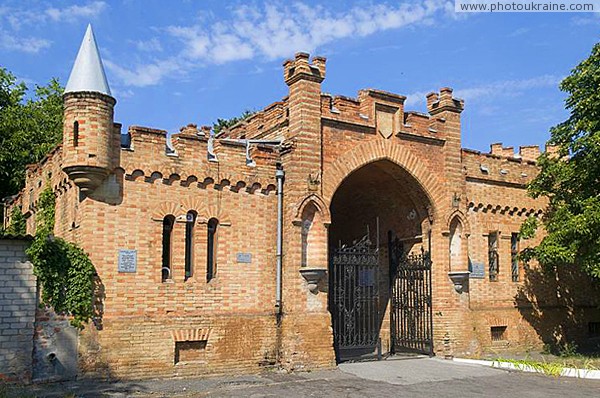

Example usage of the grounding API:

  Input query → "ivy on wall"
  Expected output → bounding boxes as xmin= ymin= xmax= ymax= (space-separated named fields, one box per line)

xmin=26 ymin=184 xmax=95 ymax=328
xmin=2 ymin=206 xmax=26 ymax=236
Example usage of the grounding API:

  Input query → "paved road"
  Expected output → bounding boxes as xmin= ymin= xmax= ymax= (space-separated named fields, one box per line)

xmin=7 ymin=357 xmax=600 ymax=397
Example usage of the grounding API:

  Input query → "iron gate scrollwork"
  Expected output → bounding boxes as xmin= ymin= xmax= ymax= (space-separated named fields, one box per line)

xmin=331 ymin=234 xmax=380 ymax=361
xmin=389 ymin=236 xmax=433 ymax=355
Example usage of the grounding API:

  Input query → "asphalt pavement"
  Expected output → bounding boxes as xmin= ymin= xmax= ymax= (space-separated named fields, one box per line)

xmin=5 ymin=357 xmax=600 ymax=397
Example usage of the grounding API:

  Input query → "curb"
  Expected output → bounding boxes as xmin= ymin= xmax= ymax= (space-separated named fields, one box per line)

xmin=453 ymin=357 xmax=600 ymax=380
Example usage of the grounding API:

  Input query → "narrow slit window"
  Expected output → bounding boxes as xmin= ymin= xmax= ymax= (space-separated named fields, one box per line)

xmin=161 ymin=215 xmax=175 ymax=282
xmin=185 ymin=211 xmax=197 ymax=280
xmin=511 ymin=233 xmax=520 ymax=282
xmin=207 ymin=218 xmax=219 ymax=282
xmin=73 ymin=121 xmax=79 ymax=147
xmin=488 ymin=232 xmax=499 ymax=282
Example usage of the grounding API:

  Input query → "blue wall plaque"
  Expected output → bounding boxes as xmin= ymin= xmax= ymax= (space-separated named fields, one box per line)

xmin=470 ymin=261 xmax=485 ymax=279
xmin=118 ymin=249 xmax=137 ymax=273
xmin=236 ymin=253 xmax=252 ymax=263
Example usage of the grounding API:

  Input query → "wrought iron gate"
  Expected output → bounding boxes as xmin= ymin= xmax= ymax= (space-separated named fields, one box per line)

xmin=331 ymin=234 xmax=380 ymax=361
xmin=389 ymin=237 xmax=433 ymax=355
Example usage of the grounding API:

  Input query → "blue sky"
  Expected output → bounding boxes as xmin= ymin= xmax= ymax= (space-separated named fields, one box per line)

xmin=1 ymin=1 xmax=599 ymax=152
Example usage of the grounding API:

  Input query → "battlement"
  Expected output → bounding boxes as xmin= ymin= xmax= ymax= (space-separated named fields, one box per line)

xmin=319 ymin=87 xmax=458 ymax=145
xmin=283 ymin=52 xmax=326 ymax=86
xmin=489 ymin=142 xmax=559 ymax=161
xmin=462 ymin=147 xmax=540 ymax=188
xmin=426 ymin=87 xmax=464 ymax=115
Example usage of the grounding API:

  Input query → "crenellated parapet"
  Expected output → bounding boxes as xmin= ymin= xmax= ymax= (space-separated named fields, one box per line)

xmin=462 ymin=148 xmax=539 ymax=187
xmin=320 ymin=89 xmax=453 ymax=146
xmin=426 ymin=87 xmax=465 ymax=115
xmin=120 ymin=124 xmax=280 ymax=195
xmin=490 ymin=142 xmax=559 ymax=161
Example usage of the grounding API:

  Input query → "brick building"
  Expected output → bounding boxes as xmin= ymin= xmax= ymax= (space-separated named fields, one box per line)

xmin=4 ymin=25 xmax=600 ymax=379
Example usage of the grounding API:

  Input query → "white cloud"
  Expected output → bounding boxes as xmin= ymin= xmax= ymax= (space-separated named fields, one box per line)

xmin=405 ymin=75 xmax=562 ymax=107
xmin=0 ymin=2 xmax=107 ymax=53
xmin=571 ymin=13 xmax=600 ymax=26
xmin=109 ymin=1 xmax=455 ymax=87
xmin=508 ymin=27 xmax=529 ymax=37
xmin=104 ymin=58 xmax=184 ymax=87
xmin=133 ymin=38 xmax=163 ymax=53
xmin=46 ymin=1 xmax=107 ymax=22
xmin=0 ymin=30 xmax=51 ymax=53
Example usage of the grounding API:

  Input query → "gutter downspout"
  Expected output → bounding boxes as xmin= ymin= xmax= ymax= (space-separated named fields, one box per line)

xmin=275 ymin=166 xmax=284 ymax=366
xmin=275 ymin=167 xmax=285 ymax=316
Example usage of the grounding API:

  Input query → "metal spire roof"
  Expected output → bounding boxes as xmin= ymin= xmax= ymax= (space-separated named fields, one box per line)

xmin=65 ymin=24 xmax=112 ymax=96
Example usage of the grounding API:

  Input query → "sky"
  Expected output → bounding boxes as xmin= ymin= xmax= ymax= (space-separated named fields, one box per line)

xmin=1 ymin=0 xmax=599 ymax=152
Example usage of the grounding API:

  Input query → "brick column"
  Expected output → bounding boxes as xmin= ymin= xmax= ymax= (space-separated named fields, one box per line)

xmin=278 ymin=53 xmax=335 ymax=369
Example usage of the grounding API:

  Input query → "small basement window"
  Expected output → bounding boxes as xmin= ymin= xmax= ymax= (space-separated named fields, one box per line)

xmin=175 ymin=341 xmax=207 ymax=364
xmin=491 ymin=326 xmax=507 ymax=342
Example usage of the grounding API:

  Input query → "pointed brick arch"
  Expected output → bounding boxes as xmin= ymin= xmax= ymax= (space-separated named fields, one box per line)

xmin=293 ymin=194 xmax=331 ymax=226
xmin=323 ymin=140 xmax=445 ymax=216
xmin=445 ymin=209 xmax=471 ymax=237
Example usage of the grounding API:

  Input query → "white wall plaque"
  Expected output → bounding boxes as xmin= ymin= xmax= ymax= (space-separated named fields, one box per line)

xmin=118 ymin=249 xmax=137 ymax=273
xmin=236 ymin=253 xmax=252 ymax=263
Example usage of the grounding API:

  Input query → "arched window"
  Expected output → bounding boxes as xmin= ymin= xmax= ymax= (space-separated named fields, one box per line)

xmin=207 ymin=218 xmax=219 ymax=282
xmin=300 ymin=202 xmax=326 ymax=269
xmin=185 ymin=211 xmax=197 ymax=280
xmin=449 ymin=218 xmax=463 ymax=272
xmin=73 ymin=121 xmax=79 ymax=147
xmin=161 ymin=215 xmax=175 ymax=281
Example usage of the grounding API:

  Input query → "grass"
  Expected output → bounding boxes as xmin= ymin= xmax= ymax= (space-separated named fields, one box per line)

xmin=493 ymin=357 xmax=566 ymax=376
xmin=492 ymin=351 xmax=600 ymax=377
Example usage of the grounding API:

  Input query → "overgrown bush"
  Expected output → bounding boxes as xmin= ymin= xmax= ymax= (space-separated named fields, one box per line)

xmin=26 ymin=185 xmax=95 ymax=328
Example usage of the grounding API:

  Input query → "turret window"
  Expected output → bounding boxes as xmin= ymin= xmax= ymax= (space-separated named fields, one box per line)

xmin=207 ymin=218 xmax=219 ymax=282
xmin=73 ymin=121 xmax=79 ymax=147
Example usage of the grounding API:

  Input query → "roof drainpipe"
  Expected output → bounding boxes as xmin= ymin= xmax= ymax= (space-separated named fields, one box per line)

xmin=275 ymin=166 xmax=285 ymax=317
xmin=275 ymin=166 xmax=285 ymax=367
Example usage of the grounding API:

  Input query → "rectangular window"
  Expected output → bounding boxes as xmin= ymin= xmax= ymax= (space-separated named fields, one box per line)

xmin=511 ymin=233 xmax=519 ymax=282
xmin=488 ymin=232 xmax=499 ymax=282
xmin=491 ymin=326 xmax=507 ymax=342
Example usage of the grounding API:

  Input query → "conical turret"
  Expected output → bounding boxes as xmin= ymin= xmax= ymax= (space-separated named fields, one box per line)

xmin=65 ymin=24 xmax=112 ymax=96
xmin=62 ymin=24 xmax=118 ymax=194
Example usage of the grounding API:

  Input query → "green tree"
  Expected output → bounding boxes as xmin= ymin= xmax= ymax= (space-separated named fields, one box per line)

xmin=212 ymin=110 xmax=255 ymax=136
xmin=0 ymin=67 xmax=63 ymax=200
xmin=520 ymin=43 xmax=600 ymax=279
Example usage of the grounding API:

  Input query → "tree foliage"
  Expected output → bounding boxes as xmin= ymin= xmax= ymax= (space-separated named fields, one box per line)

xmin=520 ymin=43 xmax=600 ymax=279
xmin=212 ymin=110 xmax=255 ymax=136
xmin=0 ymin=67 xmax=63 ymax=200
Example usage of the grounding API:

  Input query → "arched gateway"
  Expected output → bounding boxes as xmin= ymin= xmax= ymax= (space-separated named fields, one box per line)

xmin=327 ymin=159 xmax=435 ymax=361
